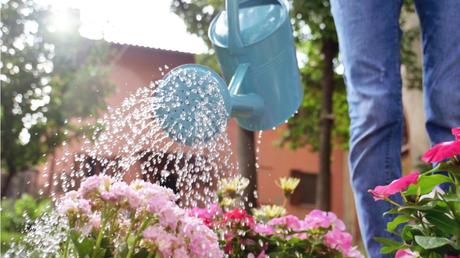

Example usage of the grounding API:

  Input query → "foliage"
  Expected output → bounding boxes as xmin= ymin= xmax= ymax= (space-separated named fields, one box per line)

xmin=0 ymin=194 xmax=51 ymax=252
xmin=171 ymin=0 xmax=422 ymax=151
xmin=190 ymin=176 xmax=364 ymax=257
xmin=0 ymin=0 xmax=114 ymax=191
xmin=369 ymin=128 xmax=460 ymax=257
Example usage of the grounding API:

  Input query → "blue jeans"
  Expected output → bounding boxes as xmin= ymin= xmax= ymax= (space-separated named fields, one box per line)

xmin=330 ymin=0 xmax=460 ymax=257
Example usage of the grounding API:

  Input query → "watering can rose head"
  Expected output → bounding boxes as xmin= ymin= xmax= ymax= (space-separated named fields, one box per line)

xmin=154 ymin=65 xmax=232 ymax=146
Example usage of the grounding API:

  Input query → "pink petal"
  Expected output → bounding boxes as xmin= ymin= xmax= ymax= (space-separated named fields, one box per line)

xmin=422 ymin=141 xmax=460 ymax=163
xmin=452 ymin=127 xmax=460 ymax=141
xmin=369 ymin=171 xmax=419 ymax=200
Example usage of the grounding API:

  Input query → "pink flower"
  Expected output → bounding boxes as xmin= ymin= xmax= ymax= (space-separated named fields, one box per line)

xmin=57 ymin=191 xmax=91 ymax=215
xmin=368 ymin=171 xmax=420 ymax=201
xmin=79 ymin=176 xmax=100 ymax=196
xmin=140 ymin=182 xmax=176 ymax=203
xmin=89 ymin=214 xmax=101 ymax=229
xmin=304 ymin=210 xmax=345 ymax=230
xmin=173 ymin=247 xmax=188 ymax=257
xmin=180 ymin=216 xmax=223 ymax=257
xmin=395 ymin=249 xmax=420 ymax=258
xmin=125 ymin=188 xmax=141 ymax=209
xmin=111 ymin=181 xmax=129 ymax=197
xmin=142 ymin=226 xmax=177 ymax=257
xmin=324 ymin=228 xmax=353 ymax=254
xmin=254 ymin=224 xmax=275 ymax=235
xmin=160 ymin=206 xmax=184 ymax=228
xmin=268 ymin=215 xmax=302 ymax=230
xmin=81 ymin=213 xmax=101 ymax=235
xmin=422 ymin=127 xmax=460 ymax=163
xmin=100 ymin=191 xmax=117 ymax=201
xmin=147 ymin=197 xmax=171 ymax=214
xmin=189 ymin=204 xmax=221 ymax=227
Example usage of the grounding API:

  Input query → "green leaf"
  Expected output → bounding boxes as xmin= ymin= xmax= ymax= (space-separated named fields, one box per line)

xmin=70 ymin=230 xmax=97 ymax=258
xmin=133 ymin=248 xmax=151 ymax=258
xmin=115 ymin=243 xmax=128 ymax=258
xmin=400 ymin=225 xmax=414 ymax=242
xmin=425 ymin=210 xmax=459 ymax=236
xmin=414 ymin=236 xmax=457 ymax=250
xmin=387 ymin=215 xmax=411 ymax=233
xmin=404 ymin=174 xmax=452 ymax=196
xmin=438 ymin=161 xmax=460 ymax=175
xmin=375 ymin=237 xmax=404 ymax=254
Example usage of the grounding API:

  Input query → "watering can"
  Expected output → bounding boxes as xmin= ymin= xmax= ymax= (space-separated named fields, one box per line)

xmin=156 ymin=0 xmax=302 ymax=145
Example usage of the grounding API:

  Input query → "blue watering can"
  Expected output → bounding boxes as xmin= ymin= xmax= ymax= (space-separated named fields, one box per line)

xmin=156 ymin=0 xmax=302 ymax=145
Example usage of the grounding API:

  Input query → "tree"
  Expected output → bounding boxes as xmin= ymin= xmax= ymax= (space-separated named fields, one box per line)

xmin=171 ymin=0 xmax=421 ymax=210
xmin=1 ymin=0 xmax=114 ymax=196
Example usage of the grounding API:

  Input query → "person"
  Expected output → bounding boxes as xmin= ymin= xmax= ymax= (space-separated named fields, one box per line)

xmin=329 ymin=1 xmax=460 ymax=257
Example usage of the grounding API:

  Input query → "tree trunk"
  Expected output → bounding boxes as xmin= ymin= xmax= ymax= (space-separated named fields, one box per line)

xmin=2 ymin=162 xmax=17 ymax=197
xmin=237 ymin=127 xmax=257 ymax=212
xmin=316 ymin=39 xmax=338 ymax=211
xmin=46 ymin=150 xmax=57 ymax=196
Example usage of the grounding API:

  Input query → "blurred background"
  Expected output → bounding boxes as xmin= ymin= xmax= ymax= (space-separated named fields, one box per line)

xmin=1 ymin=0 xmax=430 ymax=252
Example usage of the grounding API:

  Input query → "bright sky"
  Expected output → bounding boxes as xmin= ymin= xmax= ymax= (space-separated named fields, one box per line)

xmin=45 ymin=0 xmax=209 ymax=54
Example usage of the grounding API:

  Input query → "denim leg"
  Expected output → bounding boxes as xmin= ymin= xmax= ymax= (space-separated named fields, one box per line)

xmin=330 ymin=1 xmax=403 ymax=257
xmin=414 ymin=0 xmax=460 ymax=144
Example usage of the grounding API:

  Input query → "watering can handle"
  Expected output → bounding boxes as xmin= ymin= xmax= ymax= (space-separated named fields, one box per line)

xmin=226 ymin=0 xmax=244 ymax=49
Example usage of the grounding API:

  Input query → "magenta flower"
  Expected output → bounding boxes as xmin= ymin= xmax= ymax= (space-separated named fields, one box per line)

xmin=368 ymin=171 xmax=420 ymax=201
xmin=395 ymin=249 xmax=420 ymax=258
xmin=422 ymin=127 xmax=460 ymax=163
xmin=224 ymin=208 xmax=255 ymax=229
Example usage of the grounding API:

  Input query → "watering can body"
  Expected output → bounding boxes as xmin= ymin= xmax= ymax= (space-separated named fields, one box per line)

xmin=209 ymin=0 xmax=303 ymax=131
xmin=155 ymin=0 xmax=302 ymax=145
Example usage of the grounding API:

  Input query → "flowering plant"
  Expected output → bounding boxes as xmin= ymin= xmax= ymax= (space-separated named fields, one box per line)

xmin=369 ymin=127 xmax=460 ymax=257
xmin=190 ymin=176 xmax=364 ymax=258
xmin=54 ymin=175 xmax=222 ymax=258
